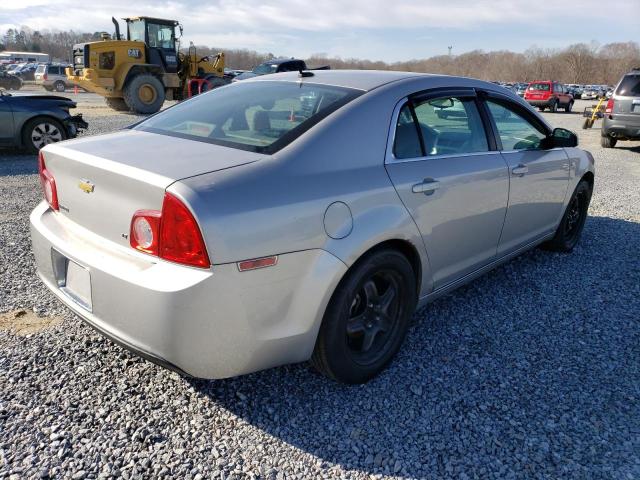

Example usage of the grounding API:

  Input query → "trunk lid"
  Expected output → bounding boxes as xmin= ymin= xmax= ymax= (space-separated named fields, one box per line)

xmin=42 ymin=129 xmax=263 ymax=247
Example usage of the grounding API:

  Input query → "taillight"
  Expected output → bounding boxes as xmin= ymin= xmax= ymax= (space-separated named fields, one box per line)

xmin=38 ymin=151 xmax=59 ymax=211
xmin=43 ymin=73 xmax=48 ymax=80
xmin=160 ymin=193 xmax=210 ymax=268
xmin=129 ymin=193 xmax=210 ymax=268
xmin=605 ymin=98 xmax=614 ymax=114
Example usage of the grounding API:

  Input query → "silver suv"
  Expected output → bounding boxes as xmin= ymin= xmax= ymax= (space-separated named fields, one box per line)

xmin=601 ymin=68 xmax=640 ymax=148
xmin=34 ymin=64 xmax=73 ymax=92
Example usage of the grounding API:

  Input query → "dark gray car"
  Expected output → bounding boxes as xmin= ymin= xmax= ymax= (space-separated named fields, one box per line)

xmin=601 ymin=68 xmax=640 ymax=148
xmin=0 ymin=91 xmax=87 ymax=153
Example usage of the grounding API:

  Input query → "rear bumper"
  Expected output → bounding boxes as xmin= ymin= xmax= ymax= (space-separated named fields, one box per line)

xmin=526 ymin=99 xmax=553 ymax=108
xmin=30 ymin=202 xmax=347 ymax=378
xmin=602 ymin=117 xmax=640 ymax=139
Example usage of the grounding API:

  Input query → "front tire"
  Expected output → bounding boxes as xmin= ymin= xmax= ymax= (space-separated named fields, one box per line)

xmin=22 ymin=117 xmax=67 ymax=154
xmin=542 ymin=180 xmax=591 ymax=252
xmin=601 ymin=135 xmax=617 ymax=148
xmin=105 ymin=97 xmax=130 ymax=112
xmin=311 ymin=249 xmax=417 ymax=384
xmin=123 ymin=74 xmax=165 ymax=114
xmin=551 ymin=101 xmax=559 ymax=113
xmin=565 ymin=101 xmax=573 ymax=113
xmin=53 ymin=81 xmax=65 ymax=92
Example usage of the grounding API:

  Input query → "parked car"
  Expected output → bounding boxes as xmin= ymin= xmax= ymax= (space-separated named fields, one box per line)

xmin=0 ymin=70 xmax=23 ymax=90
xmin=524 ymin=81 xmax=574 ymax=112
xmin=515 ymin=83 xmax=528 ymax=97
xmin=11 ymin=63 xmax=38 ymax=81
xmin=233 ymin=58 xmax=329 ymax=81
xmin=34 ymin=64 xmax=73 ymax=92
xmin=30 ymin=71 xmax=594 ymax=383
xmin=565 ymin=85 xmax=582 ymax=99
xmin=601 ymin=68 xmax=640 ymax=148
xmin=0 ymin=91 xmax=87 ymax=153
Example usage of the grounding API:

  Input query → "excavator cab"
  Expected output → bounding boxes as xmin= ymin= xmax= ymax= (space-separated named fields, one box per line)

xmin=124 ymin=17 xmax=180 ymax=74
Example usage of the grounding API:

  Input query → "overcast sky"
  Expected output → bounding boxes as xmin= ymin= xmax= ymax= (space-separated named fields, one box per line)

xmin=1 ymin=0 xmax=638 ymax=61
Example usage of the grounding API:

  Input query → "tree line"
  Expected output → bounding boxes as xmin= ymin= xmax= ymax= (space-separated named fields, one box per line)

xmin=2 ymin=26 xmax=638 ymax=85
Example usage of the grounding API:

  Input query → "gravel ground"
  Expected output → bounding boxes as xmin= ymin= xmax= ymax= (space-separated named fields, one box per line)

xmin=1 ymin=96 xmax=639 ymax=479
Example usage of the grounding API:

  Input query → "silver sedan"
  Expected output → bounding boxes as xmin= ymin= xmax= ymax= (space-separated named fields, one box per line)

xmin=30 ymin=71 xmax=595 ymax=383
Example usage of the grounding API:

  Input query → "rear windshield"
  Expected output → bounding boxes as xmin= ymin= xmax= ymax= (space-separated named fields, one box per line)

xmin=616 ymin=74 xmax=640 ymax=96
xmin=529 ymin=83 xmax=550 ymax=91
xmin=36 ymin=65 xmax=46 ymax=74
xmin=252 ymin=63 xmax=278 ymax=75
xmin=136 ymin=81 xmax=363 ymax=154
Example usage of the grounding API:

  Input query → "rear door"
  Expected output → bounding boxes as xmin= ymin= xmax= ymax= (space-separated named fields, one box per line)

xmin=385 ymin=89 xmax=509 ymax=289
xmin=482 ymin=95 xmax=570 ymax=255
xmin=0 ymin=96 xmax=14 ymax=143
xmin=612 ymin=73 xmax=640 ymax=128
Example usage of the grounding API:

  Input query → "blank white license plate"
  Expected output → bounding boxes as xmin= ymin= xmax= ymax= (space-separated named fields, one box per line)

xmin=61 ymin=259 xmax=92 ymax=311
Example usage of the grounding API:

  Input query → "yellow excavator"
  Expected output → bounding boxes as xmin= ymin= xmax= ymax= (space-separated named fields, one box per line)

xmin=66 ymin=17 xmax=228 ymax=114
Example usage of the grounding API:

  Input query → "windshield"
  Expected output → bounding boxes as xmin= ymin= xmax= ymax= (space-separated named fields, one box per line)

xmin=529 ymin=83 xmax=550 ymax=91
xmin=135 ymin=81 xmax=362 ymax=154
xmin=252 ymin=63 xmax=278 ymax=75
xmin=147 ymin=23 xmax=175 ymax=49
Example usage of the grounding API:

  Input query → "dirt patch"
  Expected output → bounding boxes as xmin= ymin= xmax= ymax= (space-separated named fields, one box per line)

xmin=0 ymin=309 xmax=63 ymax=336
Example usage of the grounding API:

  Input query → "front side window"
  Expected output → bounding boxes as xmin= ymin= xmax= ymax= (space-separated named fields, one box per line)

xmin=136 ymin=81 xmax=362 ymax=153
xmin=486 ymin=100 xmax=547 ymax=150
xmin=393 ymin=96 xmax=488 ymax=159
xmin=147 ymin=23 xmax=175 ymax=50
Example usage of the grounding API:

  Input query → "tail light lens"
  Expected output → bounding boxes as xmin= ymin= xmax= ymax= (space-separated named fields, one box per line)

xmin=38 ymin=152 xmax=59 ymax=211
xmin=130 ymin=211 xmax=161 ymax=255
xmin=605 ymin=98 xmax=614 ymax=114
xmin=43 ymin=73 xmax=48 ymax=80
xmin=129 ymin=193 xmax=210 ymax=268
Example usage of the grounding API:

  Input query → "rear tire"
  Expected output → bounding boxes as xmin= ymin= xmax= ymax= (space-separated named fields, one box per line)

xmin=311 ymin=249 xmax=417 ymax=384
xmin=123 ymin=74 xmax=165 ymax=114
xmin=22 ymin=117 xmax=67 ymax=154
xmin=551 ymin=101 xmax=558 ymax=113
xmin=601 ymin=135 xmax=617 ymax=148
xmin=542 ymin=180 xmax=591 ymax=252
xmin=105 ymin=97 xmax=130 ymax=112
xmin=538 ymin=106 xmax=545 ymax=112
xmin=200 ymin=75 xmax=230 ymax=93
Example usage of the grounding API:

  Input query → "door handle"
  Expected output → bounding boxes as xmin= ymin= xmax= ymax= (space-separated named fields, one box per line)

xmin=511 ymin=164 xmax=529 ymax=176
xmin=412 ymin=179 xmax=440 ymax=195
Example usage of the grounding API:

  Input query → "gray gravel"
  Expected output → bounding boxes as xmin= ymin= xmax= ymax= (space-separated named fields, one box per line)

xmin=1 ymin=97 xmax=639 ymax=479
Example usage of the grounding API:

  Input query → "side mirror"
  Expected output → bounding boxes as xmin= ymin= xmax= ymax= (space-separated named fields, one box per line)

xmin=544 ymin=127 xmax=578 ymax=148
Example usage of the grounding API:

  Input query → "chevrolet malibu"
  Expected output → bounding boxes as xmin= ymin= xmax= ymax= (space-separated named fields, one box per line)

xmin=30 ymin=71 xmax=594 ymax=384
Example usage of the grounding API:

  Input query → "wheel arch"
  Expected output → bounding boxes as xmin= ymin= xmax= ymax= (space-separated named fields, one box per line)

xmin=334 ymin=238 xmax=424 ymax=299
xmin=120 ymin=64 xmax=164 ymax=90
xmin=18 ymin=114 xmax=67 ymax=147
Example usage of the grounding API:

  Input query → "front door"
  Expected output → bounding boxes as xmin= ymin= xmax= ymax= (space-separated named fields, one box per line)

xmin=385 ymin=91 xmax=509 ymax=289
xmin=483 ymin=97 xmax=570 ymax=255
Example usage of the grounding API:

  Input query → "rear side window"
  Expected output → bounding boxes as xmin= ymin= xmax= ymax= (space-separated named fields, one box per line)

xmin=616 ymin=74 xmax=640 ymax=96
xmin=529 ymin=83 xmax=551 ymax=92
xmin=136 ymin=81 xmax=362 ymax=154
xmin=49 ymin=66 xmax=59 ymax=75
xmin=393 ymin=96 xmax=488 ymax=159
xmin=486 ymin=100 xmax=547 ymax=151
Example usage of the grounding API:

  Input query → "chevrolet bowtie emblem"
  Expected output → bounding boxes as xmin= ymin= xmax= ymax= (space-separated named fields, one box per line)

xmin=78 ymin=179 xmax=95 ymax=193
